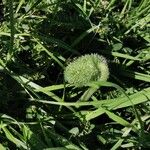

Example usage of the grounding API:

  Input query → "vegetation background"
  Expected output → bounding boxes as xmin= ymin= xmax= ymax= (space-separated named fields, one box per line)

xmin=0 ymin=0 xmax=150 ymax=149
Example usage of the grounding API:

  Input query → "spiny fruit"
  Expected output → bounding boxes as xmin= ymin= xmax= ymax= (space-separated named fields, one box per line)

xmin=64 ymin=53 xmax=109 ymax=87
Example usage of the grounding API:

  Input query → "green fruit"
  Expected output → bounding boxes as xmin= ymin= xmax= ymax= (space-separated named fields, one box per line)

xmin=64 ymin=54 xmax=109 ymax=87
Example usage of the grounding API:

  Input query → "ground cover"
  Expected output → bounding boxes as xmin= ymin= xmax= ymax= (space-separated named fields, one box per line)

xmin=0 ymin=0 xmax=150 ymax=149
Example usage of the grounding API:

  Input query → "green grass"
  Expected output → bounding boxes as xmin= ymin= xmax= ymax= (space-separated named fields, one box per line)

xmin=0 ymin=0 xmax=150 ymax=149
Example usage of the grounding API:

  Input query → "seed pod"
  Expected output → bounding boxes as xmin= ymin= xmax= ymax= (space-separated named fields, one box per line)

xmin=64 ymin=54 xmax=109 ymax=87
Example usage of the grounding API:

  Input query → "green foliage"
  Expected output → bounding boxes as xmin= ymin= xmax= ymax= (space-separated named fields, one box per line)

xmin=0 ymin=0 xmax=150 ymax=149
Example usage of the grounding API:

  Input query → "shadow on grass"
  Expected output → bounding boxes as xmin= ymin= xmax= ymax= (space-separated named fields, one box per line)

xmin=0 ymin=72 xmax=28 ymax=119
